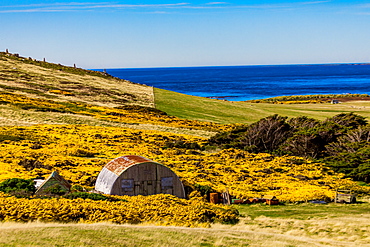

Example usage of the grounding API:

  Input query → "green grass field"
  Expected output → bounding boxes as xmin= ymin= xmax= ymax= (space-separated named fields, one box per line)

xmin=154 ymin=88 xmax=370 ymax=124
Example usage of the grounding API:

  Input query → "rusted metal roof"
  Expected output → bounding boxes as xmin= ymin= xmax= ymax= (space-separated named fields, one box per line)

xmin=105 ymin=155 xmax=158 ymax=176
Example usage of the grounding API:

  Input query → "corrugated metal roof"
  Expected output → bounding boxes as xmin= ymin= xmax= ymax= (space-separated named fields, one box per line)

xmin=105 ymin=155 xmax=158 ymax=176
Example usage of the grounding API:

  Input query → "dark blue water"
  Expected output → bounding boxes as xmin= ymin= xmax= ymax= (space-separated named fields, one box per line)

xmin=98 ymin=64 xmax=370 ymax=101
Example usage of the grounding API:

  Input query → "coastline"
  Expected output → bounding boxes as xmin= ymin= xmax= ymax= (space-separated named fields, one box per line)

xmin=102 ymin=64 xmax=370 ymax=102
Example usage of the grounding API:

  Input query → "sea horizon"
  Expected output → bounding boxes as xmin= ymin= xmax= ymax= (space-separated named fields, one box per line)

xmin=96 ymin=62 xmax=370 ymax=70
xmin=95 ymin=63 xmax=370 ymax=101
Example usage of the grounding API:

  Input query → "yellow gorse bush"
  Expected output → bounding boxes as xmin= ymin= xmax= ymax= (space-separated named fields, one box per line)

xmin=0 ymin=192 xmax=238 ymax=227
xmin=0 ymin=125 xmax=368 ymax=203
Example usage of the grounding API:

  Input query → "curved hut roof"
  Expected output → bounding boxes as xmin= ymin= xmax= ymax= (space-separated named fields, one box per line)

xmin=103 ymin=155 xmax=160 ymax=176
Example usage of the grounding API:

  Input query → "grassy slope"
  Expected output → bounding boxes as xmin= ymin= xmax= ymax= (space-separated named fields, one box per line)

xmin=155 ymin=88 xmax=370 ymax=124
xmin=1 ymin=201 xmax=370 ymax=247
xmin=0 ymin=53 xmax=217 ymax=137
xmin=0 ymin=53 xmax=154 ymax=107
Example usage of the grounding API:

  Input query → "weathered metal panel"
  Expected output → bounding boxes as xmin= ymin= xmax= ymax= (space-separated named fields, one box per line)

xmin=134 ymin=180 xmax=140 ymax=195
xmin=141 ymin=162 xmax=157 ymax=181
xmin=156 ymin=164 xmax=185 ymax=198
xmin=95 ymin=167 xmax=119 ymax=194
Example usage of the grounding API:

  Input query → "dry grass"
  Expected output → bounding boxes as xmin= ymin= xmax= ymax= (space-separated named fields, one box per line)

xmin=215 ymin=215 xmax=370 ymax=246
xmin=1 ymin=221 xmax=366 ymax=247
xmin=2 ymin=201 xmax=370 ymax=246
xmin=0 ymin=55 xmax=154 ymax=107
xmin=227 ymin=201 xmax=370 ymax=247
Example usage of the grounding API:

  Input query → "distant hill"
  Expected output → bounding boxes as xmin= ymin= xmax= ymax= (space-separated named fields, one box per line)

xmin=0 ymin=52 xmax=223 ymax=137
xmin=0 ymin=52 xmax=154 ymax=108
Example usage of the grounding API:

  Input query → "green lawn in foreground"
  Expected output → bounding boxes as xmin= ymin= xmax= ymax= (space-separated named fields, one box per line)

xmin=236 ymin=201 xmax=370 ymax=220
xmin=154 ymin=88 xmax=370 ymax=124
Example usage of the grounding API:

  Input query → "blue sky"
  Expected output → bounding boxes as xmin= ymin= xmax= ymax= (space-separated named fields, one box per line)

xmin=1 ymin=1 xmax=370 ymax=68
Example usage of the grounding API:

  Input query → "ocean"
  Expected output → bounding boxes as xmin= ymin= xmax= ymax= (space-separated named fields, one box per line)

xmin=98 ymin=64 xmax=370 ymax=101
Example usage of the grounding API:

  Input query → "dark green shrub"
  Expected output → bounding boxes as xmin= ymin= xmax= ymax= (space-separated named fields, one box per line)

xmin=0 ymin=134 xmax=24 ymax=142
xmin=194 ymin=184 xmax=213 ymax=196
xmin=0 ymin=178 xmax=36 ymax=197
xmin=70 ymin=184 xmax=85 ymax=192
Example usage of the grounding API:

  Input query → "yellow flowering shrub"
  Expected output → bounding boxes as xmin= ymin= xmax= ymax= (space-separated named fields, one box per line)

xmin=0 ymin=125 xmax=205 ymax=186
xmin=1 ymin=123 xmax=370 ymax=226
xmin=48 ymin=90 xmax=74 ymax=96
xmin=158 ymin=149 xmax=370 ymax=201
xmin=0 ymin=193 xmax=238 ymax=227
xmin=0 ymin=125 xmax=368 ymax=203
xmin=0 ymin=125 xmax=369 ymax=202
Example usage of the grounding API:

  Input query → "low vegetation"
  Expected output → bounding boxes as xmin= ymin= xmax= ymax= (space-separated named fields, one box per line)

xmin=0 ymin=222 xmax=354 ymax=247
xmin=0 ymin=124 xmax=368 ymax=203
xmin=207 ymin=113 xmax=370 ymax=183
xmin=0 ymin=192 xmax=238 ymax=227
xmin=0 ymin=52 xmax=154 ymax=107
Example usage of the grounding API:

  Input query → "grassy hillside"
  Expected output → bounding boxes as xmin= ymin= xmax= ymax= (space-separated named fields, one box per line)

xmin=0 ymin=52 xmax=154 ymax=108
xmin=154 ymin=88 xmax=370 ymax=124
xmin=0 ymin=52 xmax=369 ymax=198
xmin=0 ymin=52 xmax=225 ymax=137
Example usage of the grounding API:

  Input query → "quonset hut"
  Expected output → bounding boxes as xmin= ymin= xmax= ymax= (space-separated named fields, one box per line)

xmin=95 ymin=155 xmax=185 ymax=198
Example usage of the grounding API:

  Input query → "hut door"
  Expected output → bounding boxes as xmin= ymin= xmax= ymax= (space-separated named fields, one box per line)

xmin=140 ymin=163 xmax=156 ymax=195
xmin=142 ymin=180 xmax=154 ymax=195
